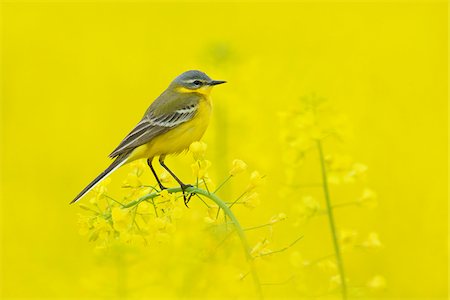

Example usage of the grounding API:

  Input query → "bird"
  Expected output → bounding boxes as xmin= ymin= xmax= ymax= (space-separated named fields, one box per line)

xmin=71 ymin=70 xmax=226 ymax=204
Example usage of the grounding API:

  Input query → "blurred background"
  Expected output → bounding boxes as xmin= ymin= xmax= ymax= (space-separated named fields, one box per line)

xmin=1 ymin=1 xmax=447 ymax=299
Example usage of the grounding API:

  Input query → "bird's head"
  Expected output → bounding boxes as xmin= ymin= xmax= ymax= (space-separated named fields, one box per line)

xmin=170 ymin=70 xmax=226 ymax=96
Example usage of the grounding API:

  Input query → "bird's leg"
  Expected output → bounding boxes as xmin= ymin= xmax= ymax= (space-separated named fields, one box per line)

xmin=147 ymin=158 xmax=166 ymax=191
xmin=158 ymin=155 xmax=194 ymax=207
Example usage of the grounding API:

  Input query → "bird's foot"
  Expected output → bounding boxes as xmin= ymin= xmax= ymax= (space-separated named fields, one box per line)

xmin=158 ymin=183 xmax=167 ymax=191
xmin=180 ymin=184 xmax=194 ymax=208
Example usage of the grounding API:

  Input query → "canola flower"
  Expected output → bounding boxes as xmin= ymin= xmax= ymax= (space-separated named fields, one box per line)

xmin=76 ymin=96 xmax=383 ymax=299
xmin=76 ymin=97 xmax=383 ymax=299
xmin=279 ymin=95 xmax=384 ymax=299
xmin=76 ymin=142 xmax=300 ymax=299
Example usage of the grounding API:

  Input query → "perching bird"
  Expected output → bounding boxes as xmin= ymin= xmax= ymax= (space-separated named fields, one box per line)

xmin=71 ymin=70 xmax=225 ymax=204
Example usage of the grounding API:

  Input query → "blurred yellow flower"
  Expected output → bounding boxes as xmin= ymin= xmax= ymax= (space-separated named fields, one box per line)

xmin=269 ymin=212 xmax=287 ymax=224
xmin=246 ymin=170 xmax=264 ymax=191
xmin=229 ymin=159 xmax=247 ymax=176
xmin=129 ymin=160 xmax=147 ymax=177
xmin=358 ymin=188 xmax=378 ymax=209
xmin=111 ymin=207 xmax=131 ymax=233
xmin=90 ymin=177 xmax=112 ymax=203
xmin=294 ymin=196 xmax=320 ymax=221
xmin=191 ymin=160 xmax=212 ymax=179
xmin=361 ymin=232 xmax=383 ymax=250
xmin=251 ymin=238 xmax=271 ymax=258
xmin=122 ymin=172 xmax=142 ymax=188
xmin=242 ymin=191 xmax=260 ymax=209
xmin=77 ymin=214 xmax=92 ymax=236
xmin=157 ymin=189 xmax=170 ymax=200
xmin=159 ymin=170 xmax=173 ymax=184
xmin=189 ymin=141 xmax=208 ymax=161
xmin=367 ymin=275 xmax=387 ymax=290
xmin=204 ymin=206 xmax=220 ymax=224
xmin=92 ymin=218 xmax=112 ymax=242
xmin=136 ymin=202 xmax=150 ymax=214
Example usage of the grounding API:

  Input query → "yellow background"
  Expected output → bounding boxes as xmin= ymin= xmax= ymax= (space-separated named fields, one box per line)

xmin=1 ymin=1 xmax=447 ymax=299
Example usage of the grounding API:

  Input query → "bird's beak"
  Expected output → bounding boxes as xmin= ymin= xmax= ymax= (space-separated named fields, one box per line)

xmin=208 ymin=80 xmax=227 ymax=86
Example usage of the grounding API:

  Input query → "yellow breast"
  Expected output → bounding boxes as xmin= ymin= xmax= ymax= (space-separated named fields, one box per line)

xmin=129 ymin=97 xmax=212 ymax=160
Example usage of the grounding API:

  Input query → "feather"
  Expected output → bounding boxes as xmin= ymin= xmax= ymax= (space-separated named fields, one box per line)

xmin=70 ymin=153 xmax=130 ymax=204
xmin=109 ymin=94 xmax=200 ymax=158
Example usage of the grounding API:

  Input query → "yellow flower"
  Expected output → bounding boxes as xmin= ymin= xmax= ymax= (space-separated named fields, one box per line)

xmin=91 ymin=177 xmax=111 ymax=202
xmin=204 ymin=206 xmax=221 ymax=224
xmin=158 ymin=189 xmax=176 ymax=205
xmin=242 ymin=191 xmax=260 ymax=209
xmin=367 ymin=275 xmax=387 ymax=290
xmin=122 ymin=172 xmax=142 ymax=188
xmin=111 ymin=207 xmax=131 ymax=233
xmin=358 ymin=188 xmax=378 ymax=209
xmin=159 ymin=170 xmax=173 ymax=184
xmin=77 ymin=214 xmax=92 ymax=236
xmin=189 ymin=141 xmax=207 ymax=161
xmin=344 ymin=163 xmax=368 ymax=183
xmin=269 ymin=212 xmax=287 ymax=223
xmin=229 ymin=159 xmax=247 ymax=176
xmin=154 ymin=217 xmax=168 ymax=230
xmin=191 ymin=160 xmax=211 ymax=179
xmin=246 ymin=171 xmax=264 ymax=191
xmin=250 ymin=238 xmax=271 ymax=257
xmin=92 ymin=217 xmax=112 ymax=241
xmin=88 ymin=196 xmax=98 ymax=205
xmin=128 ymin=160 xmax=147 ymax=177
xmin=295 ymin=196 xmax=320 ymax=219
xmin=361 ymin=232 xmax=383 ymax=249
xmin=137 ymin=202 xmax=151 ymax=214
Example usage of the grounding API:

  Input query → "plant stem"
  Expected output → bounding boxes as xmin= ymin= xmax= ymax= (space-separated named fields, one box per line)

xmin=192 ymin=188 xmax=263 ymax=299
xmin=317 ymin=140 xmax=347 ymax=300
xmin=122 ymin=186 xmax=263 ymax=299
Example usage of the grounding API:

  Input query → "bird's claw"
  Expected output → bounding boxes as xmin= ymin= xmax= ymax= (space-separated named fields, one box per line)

xmin=180 ymin=184 xmax=194 ymax=208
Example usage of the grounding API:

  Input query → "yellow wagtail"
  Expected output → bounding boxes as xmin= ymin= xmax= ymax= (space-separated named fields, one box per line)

xmin=71 ymin=70 xmax=225 ymax=204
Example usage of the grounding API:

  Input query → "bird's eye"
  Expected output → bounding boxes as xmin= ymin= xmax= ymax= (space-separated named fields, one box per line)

xmin=192 ymin=80 xmax=202 ymax=86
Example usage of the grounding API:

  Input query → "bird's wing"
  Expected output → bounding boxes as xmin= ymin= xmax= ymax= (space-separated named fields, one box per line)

xmin=108 ymin=102 xmax=198 ymax=158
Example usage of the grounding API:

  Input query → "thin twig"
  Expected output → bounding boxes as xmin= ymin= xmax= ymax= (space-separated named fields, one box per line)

xmin=254 ymin=235 xmax=303 ymax=258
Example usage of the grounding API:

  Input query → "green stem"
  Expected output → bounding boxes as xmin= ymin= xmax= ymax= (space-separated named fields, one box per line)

xmin=123 ymin=186 xmax=263 ymax=299
xmin=317 ymin=140 xmax=347 ymax=300
xmin=191 ymin=188 xmax=263 ymax=299
xmin=214 ymin=175 xmax=233 ymax=193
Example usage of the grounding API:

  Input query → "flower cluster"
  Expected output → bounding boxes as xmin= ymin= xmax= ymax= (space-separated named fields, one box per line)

xmin=77 ymin=142 xmax=272 ymax=261
xmin=77 ymin=161 xmax=185 ymax=250
xmin=190 ymin=141 xmax=214 ymax=190
xmin=279 ymin=96 xmax=384 ymax=297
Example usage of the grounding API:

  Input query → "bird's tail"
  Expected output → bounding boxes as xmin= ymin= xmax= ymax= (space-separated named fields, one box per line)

xmin=70 ymin=153 xmax=130 ymax=204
